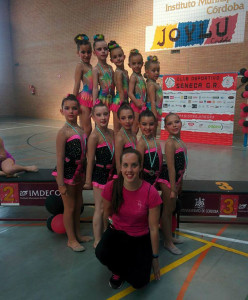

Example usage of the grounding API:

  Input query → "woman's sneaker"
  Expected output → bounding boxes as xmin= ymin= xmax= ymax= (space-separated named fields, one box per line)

xmin=109 ymin=274 xmax=124 ymax=289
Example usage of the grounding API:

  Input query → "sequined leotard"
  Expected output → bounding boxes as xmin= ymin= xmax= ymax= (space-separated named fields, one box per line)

xmin=111 ymin=70 xmax=129 ymax=112
xmin=97 ymin=64 xmax=115 ymax=109
xmin=130 ymin=73 xmax=147 ymax=113
xmin=52 ymin=134 xmax=87 ymax=185
xmin=77 ymin=69 xmax=93 ymax=108
xmin=146 ymin=82 xmax=163 ymax=121
xmin=157 ymin=148 xmax=186 ymax=188
xmin=92 ymin=142 xmax=114 ymax=189
xmin=143 ymin=145 xmax=162 ymax=186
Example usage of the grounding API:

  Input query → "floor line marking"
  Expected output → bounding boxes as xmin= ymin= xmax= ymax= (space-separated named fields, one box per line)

xmin=0 ymin=126 xmax=37 ymax=131
xmin=176 ymin=225 xmax=229 ymax=300
xmin=0 ymin=124 xmax=61 ymax=130
xmin=178 ymin=228 xmax=248 ymax=245
xmin=106 ymin=244 xmax=211 ymax=300
xmin=177 ymin=232 xmax=248 ymax=257
xmin=0 ymin=223 xmax=46 ymax=227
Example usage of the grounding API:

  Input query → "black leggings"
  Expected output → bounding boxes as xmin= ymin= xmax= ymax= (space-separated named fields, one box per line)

xmin=95 ymin=226 xmax=153 ymax=289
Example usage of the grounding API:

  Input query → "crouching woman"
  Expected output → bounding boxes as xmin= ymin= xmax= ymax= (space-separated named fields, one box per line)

xmin=95 ymin=149 xmax=161 ymax=289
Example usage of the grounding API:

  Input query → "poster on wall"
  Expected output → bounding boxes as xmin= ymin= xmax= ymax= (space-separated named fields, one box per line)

xmin=146 ymin=0 xmax=247 ymax=51
xmin=160 ymin=73 xmax=238 ymax=145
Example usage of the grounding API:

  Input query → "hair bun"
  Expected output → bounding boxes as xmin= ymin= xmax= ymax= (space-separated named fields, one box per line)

xmin=130 ymin=49 xmax=139 ymax=54
xmin=93 ymin=34 xmax=105 ymax=41
xmin=108 ymin=40 xmax=119 ymax=51
xmin=147 ymin=55 xmax=158 ymax=62
xmin=74 ymin=34 xmax=89 ymax=44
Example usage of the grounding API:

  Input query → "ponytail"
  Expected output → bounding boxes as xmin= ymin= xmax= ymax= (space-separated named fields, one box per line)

xmin=111 ymin=173 xmax=124 ymax=214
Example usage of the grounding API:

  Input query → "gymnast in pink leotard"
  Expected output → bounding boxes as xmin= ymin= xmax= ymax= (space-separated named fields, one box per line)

xmin=73 ymin=34 xmax=93 ymax=137
xmin=0 ymin=137 xmax=38 ymax=177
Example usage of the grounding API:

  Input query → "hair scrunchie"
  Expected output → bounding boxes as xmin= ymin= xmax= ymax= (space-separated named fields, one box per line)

xmin=94 ymin=34 xmax=104 ymax=41
xmin=130 ymin=49 xmax=139 ymax=54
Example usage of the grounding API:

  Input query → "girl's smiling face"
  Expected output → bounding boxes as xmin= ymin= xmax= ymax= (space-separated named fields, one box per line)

xmin=128 ymin=54 xmax=143 ymax=74
xmin=139 ymin=116 xmax=156 ymax=138
xmin=110 ymin=47 xmax=125 ymax=68
xmin=78 ymin=44 xmax=92 ymax=63
xmin=146 ymin=62 xmax=160 ymax=81
xmin=92 ymin=106 xmax=110 ymax=128
xmin=164 ymin=114 xmax=182 ymax=136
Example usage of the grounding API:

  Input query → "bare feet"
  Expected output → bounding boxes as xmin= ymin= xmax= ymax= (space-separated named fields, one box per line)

xmin=67 ymin=241 xmax=85 ymax=252
xmin=0 ymin=171 xmax=18 ymax=178
xmin=164 ymin=243 xmax=182 ymax=255
xmin=25 ymin=165 xmax=39 ymax=172
xmin=77 ymin=235 xmax=93 ymax=243
xmin=6 ymin=173 xmax=18 ymax=178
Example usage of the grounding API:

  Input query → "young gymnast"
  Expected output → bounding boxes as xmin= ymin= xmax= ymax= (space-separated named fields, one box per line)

xmin=145 ymin=55 xmax=163 ymax=135
xmin=137 ymin=109 xmax=162 ymax=186
xmin=128 ymin=49 xmax=147 ymax=133
xmin=84 ymin=101 xmax=115 ymax=248
xmin=96 ymin=149 xmax=161 ymax=289
xmin=92 ymin=34 xmax=115 ymax=108
xmin=52 ymin=94 xmax=92 ymax=252
xmin=108 ymin=40 xmax=129 ymax=134
xmin=115 ymin=103 xmax=136 ymax=174
xmin=73 ymin=34 xmax=93 ymax=136
xmin=157 ymin=113 xmax=187 ymax=255
xmin=0 ymin=138 xmax=38 ymax=177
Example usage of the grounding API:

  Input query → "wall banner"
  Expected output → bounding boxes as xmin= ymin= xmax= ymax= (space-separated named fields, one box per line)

xmin=160 ymin=72 xmax=238 ymax=145
xmin=146 ymin=0 xmax=247 ymax=51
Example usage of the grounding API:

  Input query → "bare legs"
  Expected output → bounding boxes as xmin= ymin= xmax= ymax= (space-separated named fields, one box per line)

xmin=160 ymin=183 xmax=182 ymax=255
xmin=132 ymin=111 xmax=140 ymax=134
xmin=61 ymin=183 xmax=92 ymax=252
xmin=113 ymin=111 xmax=121 ymax=135
xmin=79 ymin=105 xmax=92 ymax=137
xmin=93 ymin=186 xmax=103 ymax=248
xmin=1 ymin=158 xmax=38 ymax=176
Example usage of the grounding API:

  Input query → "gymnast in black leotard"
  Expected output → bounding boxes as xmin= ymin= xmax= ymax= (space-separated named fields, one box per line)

xmin=158 ymin=113 xmax=187 ymax=255
xmin=114 ymin=103 xmax=137 ymax=174
xmin=137 ymin=109 xmax=162 ymax=186
xmin=84 ymin=101 xmax=115 ymax=248
xmin=53 ymin=94 xmax=92 ymax=252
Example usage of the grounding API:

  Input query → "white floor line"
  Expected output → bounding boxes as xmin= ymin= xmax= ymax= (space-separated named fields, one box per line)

xmin=0 ymin=123 xmax=60 ymax=130
xmin=178 ymin=228 xmax=248 ymax=245
xmin=0 ymin=126 xmax=37 ymax=131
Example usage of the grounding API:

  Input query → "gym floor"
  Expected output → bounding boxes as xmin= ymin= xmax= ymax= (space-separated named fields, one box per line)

xmin=0 ymin=117 xmax=248 ymax=300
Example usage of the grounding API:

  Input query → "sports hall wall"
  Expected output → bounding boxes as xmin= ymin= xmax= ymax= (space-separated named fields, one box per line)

xmin=0 ymin=0 xmax=14 ymax=116
xmin=3 ymin=0 xmax=248 ymax=134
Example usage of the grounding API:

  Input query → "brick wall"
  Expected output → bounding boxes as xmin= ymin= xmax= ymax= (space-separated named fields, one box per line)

xmin=0 ymin=0 xmax=15 ymax=116
xmin=8 ymin=0 xmax=248 ymax=133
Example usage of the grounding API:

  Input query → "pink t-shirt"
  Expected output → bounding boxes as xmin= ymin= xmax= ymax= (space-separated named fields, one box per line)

xmin=102 ymin=180 xmax=162 ymax=237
